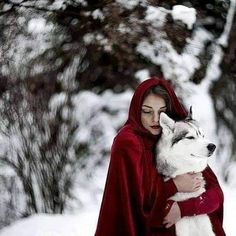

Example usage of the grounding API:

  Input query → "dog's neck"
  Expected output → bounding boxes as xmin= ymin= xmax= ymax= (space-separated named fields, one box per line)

xmin=156 ymin=149 xmax=208 ymax=178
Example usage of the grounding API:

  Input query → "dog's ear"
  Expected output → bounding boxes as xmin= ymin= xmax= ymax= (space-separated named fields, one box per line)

xmin=186 ymin=106 xmax=193 ymax=121
xmin=159 ymin=113 xmax=175 ymax=134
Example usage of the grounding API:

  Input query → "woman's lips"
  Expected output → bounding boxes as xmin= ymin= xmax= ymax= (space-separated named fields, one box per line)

xmin=151 ymin=125 xmax=160 ymax=129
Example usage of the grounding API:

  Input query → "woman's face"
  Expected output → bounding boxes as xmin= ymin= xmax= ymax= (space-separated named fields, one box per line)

xmin=141 ymin=94 xmax=167 ymax=135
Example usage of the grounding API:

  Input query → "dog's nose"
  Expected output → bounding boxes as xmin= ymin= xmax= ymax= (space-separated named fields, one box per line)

xmin=207 ymin=143 xmax=216 ymax=152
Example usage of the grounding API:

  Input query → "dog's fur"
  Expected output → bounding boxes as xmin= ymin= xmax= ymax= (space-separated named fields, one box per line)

xmin=156 ymin=111 xmax=216 ymax=236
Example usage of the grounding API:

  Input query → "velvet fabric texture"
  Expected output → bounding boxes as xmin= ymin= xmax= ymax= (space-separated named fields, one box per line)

xmin=95 ymin=77 xmax=225 ymax=236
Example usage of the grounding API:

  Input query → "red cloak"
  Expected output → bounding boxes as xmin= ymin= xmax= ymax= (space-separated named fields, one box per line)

xmin=95 ymin=77 xmax=225 ymax=236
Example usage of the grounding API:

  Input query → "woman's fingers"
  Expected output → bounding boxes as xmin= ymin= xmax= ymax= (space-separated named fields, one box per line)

xmin=165 ymin=222 xmax=174 ymax=228
xmin=163 ymin=217 xmax=174 ymax=228
xmin=173 ymin=172 xmax=205 ymax=192
xmin=163 ymin=202 xmax=181 ymax=228
xmin=191 ymin=173 xmax=205 ymax=190
xmin=191 ymin=173 xmax=201 ymax=180
xmin=163 ymin=219 xmax=174 ymax=228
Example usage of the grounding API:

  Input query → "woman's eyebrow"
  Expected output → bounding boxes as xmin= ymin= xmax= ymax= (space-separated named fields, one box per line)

xmin=142 ymin=105 xmax=167 ymax=109
xmin=159 ymin=106 xmax=167 ymax=109
xmin=142 ymin=105 xmax=153 ymax=108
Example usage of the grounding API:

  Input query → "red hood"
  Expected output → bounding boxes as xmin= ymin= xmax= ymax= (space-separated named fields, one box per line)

xmin=125 ymin=76 xmax=187 ymax=137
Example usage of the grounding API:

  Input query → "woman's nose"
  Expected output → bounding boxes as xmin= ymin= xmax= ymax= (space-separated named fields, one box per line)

xmin=153 ymin=113 xmax=159 ymax=123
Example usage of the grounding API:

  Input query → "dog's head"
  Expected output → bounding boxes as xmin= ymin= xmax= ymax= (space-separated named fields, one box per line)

xmin=156 ymin=111 xmax=216 ymax=177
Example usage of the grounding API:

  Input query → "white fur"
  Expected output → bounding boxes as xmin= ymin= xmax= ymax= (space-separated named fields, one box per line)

xmin=156 ymin=113 xmax=215 ymax=236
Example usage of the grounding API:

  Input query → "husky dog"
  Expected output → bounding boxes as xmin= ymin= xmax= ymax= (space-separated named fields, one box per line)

xmin=156 ymin=108 xmax=216 ymax=236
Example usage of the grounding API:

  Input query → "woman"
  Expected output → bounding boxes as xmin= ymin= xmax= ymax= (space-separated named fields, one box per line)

xmin=95 ymin=77 xmax=225 ymax=236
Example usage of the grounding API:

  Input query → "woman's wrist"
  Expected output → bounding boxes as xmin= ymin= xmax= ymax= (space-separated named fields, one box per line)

xmin=177 ymin=199 xmax=196 ymax=217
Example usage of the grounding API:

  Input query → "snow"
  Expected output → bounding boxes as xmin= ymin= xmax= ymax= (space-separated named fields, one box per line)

xmin=135 ymin=69 xmax=150 ymax=82
xmin=144 ymin=5 xmax=197 ymax=30
xmin=57 ymin=55 xmax=80 ymax=91
xmin=223 ymin=185 xmax=236 ymax=235
xmin=145 ymin=6 xmax=168 ymax=28
xmin=0 ymin=214 xmax=87 ymax=236
xmin=50 ymin=0 xmax=67 ymax=10
xmin=137 ymin=37 xmax=201 ymax=82
xmin=1 ymin=1 xmax=236 ymax=236
xmin=92 ymin=9 xmax=105 ymax=21
xmin=217 ymin=0 xmax=236 ymax=46
xmin=171 ymin=5 xmax=197 ymax=30
xmin=83 ymin=33 xmax=109 ymax=49
xmin=83 ymin=33 xmax=95 ymax=45
xmin=28 ymin=18 xmax=53 ymax=35
xmin=49 ymin=93 xmax=68 ymax=114
xmin=2 ymin=4 xmax=12 ymax=12
xmin=71 ymin=89 xmax=132 ymax=148
xmin=117 ymin=23 xmax=131 ymax=34
xmin=0 ymin=134 xmax=8 ymax=157
xmin=73 ymin=0 xmax=87 ymax=7
xmin=0 ymin=176 xmax=235 ymax=236
xmin=138 ymin=5 xmax=202 ymax=82
xmin=116 ymin=0 xmax=142 ymax=10
xmin=7 ymin=16 xmax=58 ymax=77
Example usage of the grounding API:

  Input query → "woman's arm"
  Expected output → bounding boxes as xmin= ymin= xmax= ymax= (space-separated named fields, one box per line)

xmin=149 ymin=172 xmax=204 ymax=230
xmin=163 ymin=166 xmax=224 ymax=227
xmin=178 ymin=166 xmax=224 ymax=217
xmin=164 ymin=172 xmax=204 ymax=199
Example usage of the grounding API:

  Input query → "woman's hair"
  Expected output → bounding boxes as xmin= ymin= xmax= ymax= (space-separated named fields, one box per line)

xmin=143 ymin=86 xmax=172 ymax=114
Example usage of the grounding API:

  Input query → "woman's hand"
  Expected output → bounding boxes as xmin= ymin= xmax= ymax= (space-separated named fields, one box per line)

xmin=173 ymin=172 xmax=205 ymax=192
xmin=163 ymin=201 xmax=181 ymax=228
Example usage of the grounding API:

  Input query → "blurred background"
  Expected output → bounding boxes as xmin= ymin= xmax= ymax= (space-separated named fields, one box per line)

xmin=0 ymin=0 xmax=236 ymax=235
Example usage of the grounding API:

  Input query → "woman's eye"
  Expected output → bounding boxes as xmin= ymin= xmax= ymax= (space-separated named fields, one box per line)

xmin=142 ymin=110 xmax=152 ymax=114
xmin=186 ymin=136 xmax=195 ymax=140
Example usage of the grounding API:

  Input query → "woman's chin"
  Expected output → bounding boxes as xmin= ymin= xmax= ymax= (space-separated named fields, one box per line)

xmin=150 ymin=128 xmax=161 ymax=135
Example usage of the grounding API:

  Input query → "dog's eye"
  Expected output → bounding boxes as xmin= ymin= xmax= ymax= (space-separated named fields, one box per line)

xmin=186 ymin=136 xmax=195 ymax=140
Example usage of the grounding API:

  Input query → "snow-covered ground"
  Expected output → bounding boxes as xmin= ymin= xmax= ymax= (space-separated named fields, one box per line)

xmin=0 ymin=173 xmax=235 ymax=236
xmin=223 ymin=184 xmax=236 ymax=235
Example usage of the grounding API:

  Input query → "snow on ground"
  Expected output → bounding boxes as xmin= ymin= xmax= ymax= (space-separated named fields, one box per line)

xmin=223 ymin=184 xmax=236 ymax=236
xmin=0 ymin=210 xmax=98 ymax=236
xmin=0 ymin=174 xmax=235 ymax=236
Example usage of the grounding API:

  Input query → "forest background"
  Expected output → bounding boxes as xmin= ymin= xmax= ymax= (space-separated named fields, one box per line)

xmin=0 ymin=0 xmax=236 ymax=235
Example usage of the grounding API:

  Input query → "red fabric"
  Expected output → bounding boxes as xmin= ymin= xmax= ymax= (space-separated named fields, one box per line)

xmin=94 ymin=77 xmax=225 ymax=236
xmin=95 ymin=77 xmax=186 ymax=236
